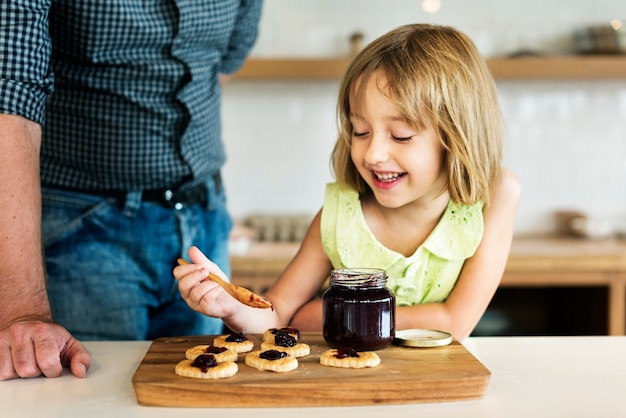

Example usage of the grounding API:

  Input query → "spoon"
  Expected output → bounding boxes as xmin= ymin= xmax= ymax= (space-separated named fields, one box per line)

xmin=177 ymin=258 xmax=273 ymax=309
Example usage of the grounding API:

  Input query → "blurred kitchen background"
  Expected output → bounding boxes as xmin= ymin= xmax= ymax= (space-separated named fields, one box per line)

xmin=219 ymin=0 xmax=626 ymax=336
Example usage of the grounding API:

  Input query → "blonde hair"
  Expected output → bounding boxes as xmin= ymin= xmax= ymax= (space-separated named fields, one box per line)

xmin=331 ymin=24 xmax=502 ymax=205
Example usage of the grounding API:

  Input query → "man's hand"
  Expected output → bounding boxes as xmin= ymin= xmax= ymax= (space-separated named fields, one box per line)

xmin=0 ymin=319 xmax=92 ymax=380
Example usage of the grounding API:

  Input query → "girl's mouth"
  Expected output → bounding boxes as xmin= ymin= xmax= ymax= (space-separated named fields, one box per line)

xmin=371 ymin=171 xmax=406 ymax=187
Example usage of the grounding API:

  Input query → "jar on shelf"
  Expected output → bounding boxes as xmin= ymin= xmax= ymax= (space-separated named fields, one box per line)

xmin=322 ymin=268 xmax=396 ymax=350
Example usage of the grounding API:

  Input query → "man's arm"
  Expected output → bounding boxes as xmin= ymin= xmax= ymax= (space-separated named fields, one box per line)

xmin=0 ymin=114 xmax=49 ymax=327
xmin=0 ymin=115 xmax=92 ymax=380
xmin=219 ymin=0 xmax=263 ymax=75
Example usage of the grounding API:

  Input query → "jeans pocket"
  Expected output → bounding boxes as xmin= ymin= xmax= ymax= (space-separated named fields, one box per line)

xmin=41 ymin=187 xmax=117 ymax=247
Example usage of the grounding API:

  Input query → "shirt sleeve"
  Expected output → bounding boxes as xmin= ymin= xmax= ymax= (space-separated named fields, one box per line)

xmin=219 ymin=0 xmax=263 ymax=75
xmin=0 ymin=0 xmax=54 ymax=125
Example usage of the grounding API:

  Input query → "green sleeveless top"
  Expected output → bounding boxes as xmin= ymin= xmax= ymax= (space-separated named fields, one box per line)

xmin=320 ymin=182 xmax=484 ymax=306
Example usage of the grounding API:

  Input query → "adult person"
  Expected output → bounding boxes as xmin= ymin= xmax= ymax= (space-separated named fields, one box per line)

xmin=0 ymin=0 xmax=263 ymax=380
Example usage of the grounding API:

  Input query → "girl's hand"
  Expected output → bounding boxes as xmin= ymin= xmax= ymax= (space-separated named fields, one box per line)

xmin=174 ymin=246 xmax=239 ymax=319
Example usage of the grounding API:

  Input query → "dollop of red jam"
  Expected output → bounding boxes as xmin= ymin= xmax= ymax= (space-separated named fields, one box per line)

xmin=204 ymin=346 xmax=227 ymax=354
xmin=271 ymin=327 xmax=300 ymax=338
xmin=334 ymin=347 xmax=360 ymax=359
xmin=274 ymin=332 xmax=297 ymax=347
xmin=225 ymin=332 xmax=247 ymax=343
xmin=191 ymin=354 xmax=218 ymax=372
xmin=259 ymin=350 xmax=289 ymax=360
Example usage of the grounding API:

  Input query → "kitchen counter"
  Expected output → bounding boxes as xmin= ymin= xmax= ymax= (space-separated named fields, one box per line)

xmin=2 ymin=337 xmax=625 ymax=417
xmin=231 ymin=236 xmax=626 ymax=335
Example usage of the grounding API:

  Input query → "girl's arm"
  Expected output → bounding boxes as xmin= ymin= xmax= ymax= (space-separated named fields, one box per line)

xmin=394 ymin=168 xmax=521 ymax=340
xmin=289 ymin=298 xmax=324 ymax=331
xmin=176 ymin=210 xmax=332 ymax=333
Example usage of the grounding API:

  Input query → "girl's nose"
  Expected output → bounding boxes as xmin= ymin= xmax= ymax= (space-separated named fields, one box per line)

xmin=363 ymin=134 xmax=389 ymax=165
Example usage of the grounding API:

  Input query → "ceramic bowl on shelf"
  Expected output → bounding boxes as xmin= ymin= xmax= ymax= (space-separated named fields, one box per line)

xmin=573 ymin=23 xmax=626 ymax=54
xmin=570 ymin=216 xmax=614 ymax=240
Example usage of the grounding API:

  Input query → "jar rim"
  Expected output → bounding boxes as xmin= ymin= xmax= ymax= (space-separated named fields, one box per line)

xmin=331 ymin=268 xmax=386 ymax=276
xmin=330 ymin=268 xmax=387 ymax=287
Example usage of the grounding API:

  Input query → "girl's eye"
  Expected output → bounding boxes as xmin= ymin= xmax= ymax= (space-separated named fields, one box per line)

xmin=392 ymin=135 xmax=413 ymax=142
xmin=352 ymin=131 xmax=368 ymax=138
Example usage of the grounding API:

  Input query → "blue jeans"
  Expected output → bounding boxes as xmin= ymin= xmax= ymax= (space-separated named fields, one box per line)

xmin=41 ymin=176 xmax=231 ymax=340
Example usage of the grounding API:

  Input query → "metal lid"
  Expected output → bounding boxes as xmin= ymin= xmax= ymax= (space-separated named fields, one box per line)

xmin=393 ymin=329 xmax=453 ymax=348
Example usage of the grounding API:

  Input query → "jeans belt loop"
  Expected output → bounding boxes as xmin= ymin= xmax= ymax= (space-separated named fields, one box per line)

xmin=122 ymin=191 xmax=143 ymax=217
xmin=212 ymin=172 xmax=222 ymax=194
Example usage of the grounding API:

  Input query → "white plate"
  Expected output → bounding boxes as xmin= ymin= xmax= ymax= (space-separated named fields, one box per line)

xmin=393 ymin=329 xmax=453 ymax=348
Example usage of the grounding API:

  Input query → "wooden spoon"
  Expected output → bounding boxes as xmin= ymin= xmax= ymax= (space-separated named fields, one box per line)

xmin=177 ymin=258 xmax=273 ymax=309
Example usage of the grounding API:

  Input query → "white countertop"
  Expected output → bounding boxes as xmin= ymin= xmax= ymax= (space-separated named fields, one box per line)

xmin=2 ymin=336 xmax=625 ymax=418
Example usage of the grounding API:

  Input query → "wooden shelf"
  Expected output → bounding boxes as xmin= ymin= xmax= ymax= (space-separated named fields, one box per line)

xmin=234 ymin=56 xmax=626 ymax=80
xmin=235 ymin=57 xmax=353 ymax=80
xmin=487 ymin=55 xmax=626 ymax=80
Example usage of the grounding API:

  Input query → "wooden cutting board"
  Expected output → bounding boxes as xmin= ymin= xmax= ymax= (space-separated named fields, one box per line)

xmin=132 ymin=333 xmax=490 ymax=407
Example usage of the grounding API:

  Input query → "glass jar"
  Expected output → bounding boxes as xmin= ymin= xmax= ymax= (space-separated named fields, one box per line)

xmin=322 ymin=268 xmax=396 ymax=350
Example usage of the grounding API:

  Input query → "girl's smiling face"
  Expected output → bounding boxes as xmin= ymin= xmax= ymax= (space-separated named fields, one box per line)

xmin=349 ymin=71 xmax=447 ymax=210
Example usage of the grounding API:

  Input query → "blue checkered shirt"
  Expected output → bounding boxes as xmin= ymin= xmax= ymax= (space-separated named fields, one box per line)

xmin=0 ymin=0 xmax=262 ymax=190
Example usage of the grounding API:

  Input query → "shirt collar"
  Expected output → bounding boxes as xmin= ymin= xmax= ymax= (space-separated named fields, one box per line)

xmin=421 ymin=200 xmax=484 ymax=260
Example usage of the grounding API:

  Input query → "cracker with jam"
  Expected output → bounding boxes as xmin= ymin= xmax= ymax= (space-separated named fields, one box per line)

xmin=262 ymin=327 xmax=300 ymax=342
xmin=244 ymin=349 xmax=298 ymax=372
xmin=260 ymin=330 xmax=310 ymax=358
xmin=175 ymin=353 xmax=238 ymax=379
xmin=185 ymin=345 xmax=238 ymax=362
xmin=213 ymin=332 xmax=255 ymax=353
xmin=320 ymin=347 xmax=381 ymax=368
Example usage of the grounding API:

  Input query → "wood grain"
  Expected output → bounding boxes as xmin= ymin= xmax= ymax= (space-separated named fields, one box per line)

xmin=132 ymin=333 xmax=490 ymax=407
xmin=234 ymin=56 xmax=626 ymax=80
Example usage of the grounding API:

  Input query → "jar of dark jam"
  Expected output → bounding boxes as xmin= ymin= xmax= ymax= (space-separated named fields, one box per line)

xmin=322 ymin=268 xmax=395 ymax=351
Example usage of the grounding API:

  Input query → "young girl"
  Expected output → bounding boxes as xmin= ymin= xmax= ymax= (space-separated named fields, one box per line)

xmin=174 ymin=23 xmax=520 ymax=340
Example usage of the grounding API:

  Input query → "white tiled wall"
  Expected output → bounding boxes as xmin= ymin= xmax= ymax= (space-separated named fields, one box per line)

xmin=222 ymin=0 xmax=626 ymax=234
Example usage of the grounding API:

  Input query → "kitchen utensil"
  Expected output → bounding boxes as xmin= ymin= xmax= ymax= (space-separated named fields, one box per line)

xmin=177 ymin=258 xmax=272 ymax=309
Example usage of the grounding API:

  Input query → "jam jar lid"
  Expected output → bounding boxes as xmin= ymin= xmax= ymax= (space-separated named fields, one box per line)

xmin=393 ymin=329 xmax=452 ymax=348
